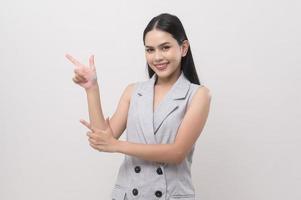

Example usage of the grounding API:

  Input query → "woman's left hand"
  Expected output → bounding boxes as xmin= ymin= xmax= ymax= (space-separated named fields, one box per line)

xmin=80 ymin=117 xmax=119 ymax=153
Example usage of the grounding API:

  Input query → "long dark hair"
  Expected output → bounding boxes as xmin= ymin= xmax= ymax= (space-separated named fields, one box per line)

xmin=143 ymin=13 xmax=200 ymax=85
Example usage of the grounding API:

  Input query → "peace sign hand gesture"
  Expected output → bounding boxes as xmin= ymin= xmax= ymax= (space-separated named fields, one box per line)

xmin=65 ymin=54 xmax=98 ymax=90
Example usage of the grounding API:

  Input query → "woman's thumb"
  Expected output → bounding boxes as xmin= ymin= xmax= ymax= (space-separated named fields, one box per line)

xmin=89 ymin=55 xmax=96 ymax=69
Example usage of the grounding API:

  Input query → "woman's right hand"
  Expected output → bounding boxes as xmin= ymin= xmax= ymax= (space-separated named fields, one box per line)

xmin=65 ymin=54 xmax=98 ymax=90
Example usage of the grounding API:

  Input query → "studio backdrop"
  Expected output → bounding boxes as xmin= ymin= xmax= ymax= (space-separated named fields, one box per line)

xmin=1 ymin=0 xmax=300 ymax=199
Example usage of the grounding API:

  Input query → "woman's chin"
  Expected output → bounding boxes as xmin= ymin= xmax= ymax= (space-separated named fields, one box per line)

xmin=155 ymin=70 xmax=169 ymax=76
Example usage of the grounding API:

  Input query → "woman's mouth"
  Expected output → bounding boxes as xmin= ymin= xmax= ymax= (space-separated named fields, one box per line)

xmin=154 ymin=62 xmax=169 ymax=71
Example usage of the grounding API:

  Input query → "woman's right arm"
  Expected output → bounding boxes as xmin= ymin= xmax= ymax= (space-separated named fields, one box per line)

xmin=66 ymin=54 xmax=107 ymax=131
xmin=66 ymin=54 xmax=134 ymax=139
xmin=85 ymin=83 xmax=107 ymax=131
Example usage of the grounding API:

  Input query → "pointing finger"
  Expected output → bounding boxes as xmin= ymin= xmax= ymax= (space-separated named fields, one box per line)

xmin=65 ymin=54 xmax=83 ymax=66
xmin=80 ymin=119 xmax=95 ymax=132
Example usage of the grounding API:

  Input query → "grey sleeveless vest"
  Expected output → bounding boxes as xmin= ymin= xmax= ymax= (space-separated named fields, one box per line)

xmin=111 ymin=72 xmax=202 ymax=200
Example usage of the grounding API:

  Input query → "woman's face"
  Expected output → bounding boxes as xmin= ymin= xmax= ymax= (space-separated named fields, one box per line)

xmin=144 ymin=29 xmax=188 ymax=80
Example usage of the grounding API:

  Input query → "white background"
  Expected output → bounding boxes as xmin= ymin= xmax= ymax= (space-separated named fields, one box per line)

xmin=1 ymin=0 xmax=300 ymax=199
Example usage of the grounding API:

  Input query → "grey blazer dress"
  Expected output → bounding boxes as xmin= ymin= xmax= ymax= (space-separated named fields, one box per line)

xmin=111 ymin=71 xmax=202 ymax=200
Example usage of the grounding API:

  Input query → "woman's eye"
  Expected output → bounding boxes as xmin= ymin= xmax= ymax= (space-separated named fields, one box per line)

xmin=146 ymin=49 xmax=154 ymax=53
xmin=162 ymin=46 xmax=170 ymax=51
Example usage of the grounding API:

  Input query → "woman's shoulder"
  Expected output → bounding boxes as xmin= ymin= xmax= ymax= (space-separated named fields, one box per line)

xmin=123 ymin=78 xmax=151 ymax=96
xmin=122 ymin=82 xmax=137 ymax=101
xmin=190 ymin=84 xmax=212 ymax=104
xmin=122 ymin=81 xmax=144 ymax=103
xmin=189 ymin=82 xmax=211 ymax=95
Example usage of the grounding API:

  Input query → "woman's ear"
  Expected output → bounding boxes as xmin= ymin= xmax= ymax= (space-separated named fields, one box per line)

xmin=181 ymin=40 xmax=190 ymax=57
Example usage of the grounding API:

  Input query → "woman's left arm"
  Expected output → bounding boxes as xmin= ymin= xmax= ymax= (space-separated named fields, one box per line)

xmin=117 ymin=86 xmax=211 ymax=164
xmin=82 ymin=86 xmax=211 ymax=165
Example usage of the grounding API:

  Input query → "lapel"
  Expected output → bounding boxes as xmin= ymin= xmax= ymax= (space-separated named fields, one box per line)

xmin=136 ymin=72 xmax=191 ymax=144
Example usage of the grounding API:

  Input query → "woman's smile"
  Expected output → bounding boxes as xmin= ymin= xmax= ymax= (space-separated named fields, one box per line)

xmin=154 ymin=62 xmax=169 ymax=70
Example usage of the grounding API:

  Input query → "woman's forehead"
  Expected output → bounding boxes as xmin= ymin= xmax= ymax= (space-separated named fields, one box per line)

xmin=144 ymin=29 xmax=176 ymax=46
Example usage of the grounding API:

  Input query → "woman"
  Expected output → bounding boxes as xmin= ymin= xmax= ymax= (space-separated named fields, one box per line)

xmin=66 ymin=13 xmax=211 ymax=200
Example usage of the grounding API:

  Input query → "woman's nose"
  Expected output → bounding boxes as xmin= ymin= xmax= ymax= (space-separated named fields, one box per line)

xmin=154 ymin=50 xmax=163 ymax=61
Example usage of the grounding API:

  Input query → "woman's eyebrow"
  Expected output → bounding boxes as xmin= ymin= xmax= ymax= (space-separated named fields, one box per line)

xmin=145 ymin=42 xmax=171 ymax=48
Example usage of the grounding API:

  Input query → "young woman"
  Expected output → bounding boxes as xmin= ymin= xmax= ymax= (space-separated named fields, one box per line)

xmin=66 ymin=13 xmax=211 ymax=200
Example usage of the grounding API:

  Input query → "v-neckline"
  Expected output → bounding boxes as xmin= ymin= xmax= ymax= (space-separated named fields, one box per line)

xmin=153 ymin=85 xmax=172 ymax=113
xmin=152 ymin=73 xmax=182 ymax=114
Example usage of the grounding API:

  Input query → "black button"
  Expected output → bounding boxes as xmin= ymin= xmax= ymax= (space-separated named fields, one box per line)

xmin=156 ymin=167 xmax=163 ymax=175
xmin=134 ymin=166 xmax=141 ymax=173
xmin=132 ymin=188 xmax=138 ymax=196
xmin=155 ymin=190 xmax=162 ymax=197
